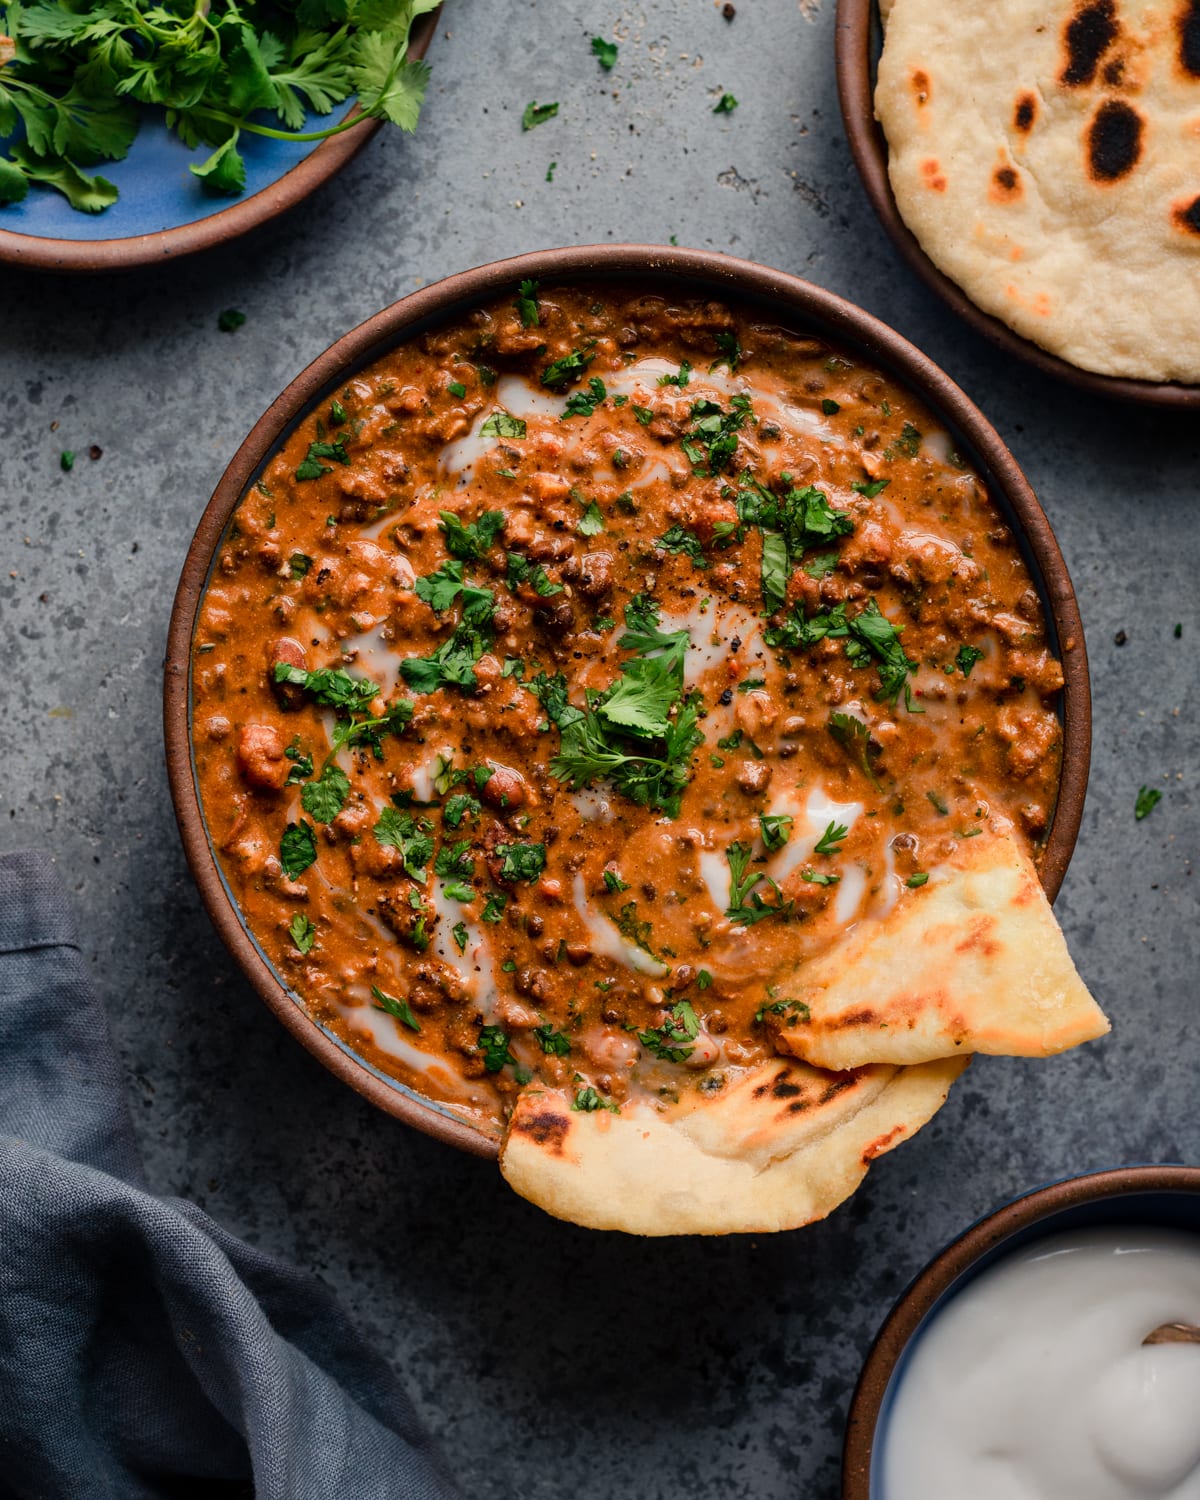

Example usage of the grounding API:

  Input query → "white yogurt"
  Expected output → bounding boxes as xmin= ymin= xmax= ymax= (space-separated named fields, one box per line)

xmin=882 ymin=1227 xmax=1200 ymax=1500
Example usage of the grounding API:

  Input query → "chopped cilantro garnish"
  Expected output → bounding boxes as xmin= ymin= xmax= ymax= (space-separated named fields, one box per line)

xmin=562 ymin=376 xmax=607 ymax=420
xmin=632 ymin=403 xmax=654 ymax=425
xmin=572 ymin=1086 xmax=618 ymax=1112
xmin=956 ymin=644 xmax=985 ymax=677
xmin=288 ymin=552 xmax=312 ymax=579
xmin=288 ymin=914 xmax=315 ymax=954
xmin=541 ymin=346 xmax=594 ymax=390
xmin=658 ymin=360 xmax=692 ymax=388
xmin=801 ymin=869 xmax=840 ymax=886
xmin=480 ymin=411 xmax=526 ymax=441
xmin=535 ymin=1024 xmax=572 ymax=1056
xmin=822 ymin=398 xmax=840 ymax=415
xmin=522 ymin=100 xmax=559 ymax=130
xmin=591 ymin=36 xmax=618 ymax=69
xmin=372 ymin=986 xmax=421 ymax=1032
xmin=895 ymin=422 xmax=923 ymax=458
xmin=507 ymin=552 xmax=564 ymax=597
xmin=218 ymin=309 xmax=246 ymax=333
xmin=926 ymin=790 xmax=950 ymax=816
xmin=725 ymin=841 xmax=791 ymax=926
xmin=443 ymin=794 xmax=482 ymax=829
xmin=829 ymin=711 xmax=881 ymax=789
xmin=481 ymin=892 xmax=508 ymax=923
xmin=447 ymin=380 xmax=467 ymax=399
xmin=280 ymin=821 xmax=317 ymax=880
xmin=711 ymin=330 xmax=741 ymax=370
xmin=813 ymin=820 xmax=848 ymax=856
xmin=759 ymin=813 xmax=793 ymax=852
xmin=451 ymin=921 xmax=469 ymax=953
xmin=400 ymin=583 xmax=496 ymax=695
xmin=577 ymin=501 xmax=605 ymax=537
xmin=515 ymin=278 xmax=540 ymax=328
xmin=478 ymin=1025 xmax=516 ymax=1071
xmin=713 ymin=92 xmax=739 ymax=114
xmin=851 ymin=478 xmax=890 ymax=499
xmin=497 ymin=843 xmax=547 ymax=882
xmin=300 ymin=763 xmax=349 ymax=824
xmin=696 ymin=969 xmax=713 ymax=989
xmin=658 ymin=524 xmax=708 ymax=568
xmin=59 ymin=450 xmax=75 ymax=472
xmin=373 ymin=807 xmax=434 ymax=880
xmin=638 ymin=1000 xmax=700 ymax=1063
xmin=435 ymin=840 xmax=474 ymax=882
xmin=295 ymin=439 xmax=349 ymax=481
xmin=1135 ymin=786 xmax=1162 ymax=821
xmin=906 ymin=873 xmax=929 ymax=888
xmin=603 ymin=869 xmax=631 ymax=893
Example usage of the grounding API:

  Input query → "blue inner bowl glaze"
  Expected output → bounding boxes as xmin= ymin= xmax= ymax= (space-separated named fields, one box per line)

xmin=2 ymin=104 xmax=347 ymax=241
xmin=870 ymin=1181 xmax=1200 ymax=1497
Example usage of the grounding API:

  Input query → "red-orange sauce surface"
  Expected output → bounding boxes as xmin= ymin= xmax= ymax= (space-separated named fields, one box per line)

xmin=192 ymin=284 xmax=1064 ymax=1139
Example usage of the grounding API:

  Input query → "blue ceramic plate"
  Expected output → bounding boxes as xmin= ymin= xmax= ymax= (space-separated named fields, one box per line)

xmin=0 ymin=8 xmax=435 ymax=273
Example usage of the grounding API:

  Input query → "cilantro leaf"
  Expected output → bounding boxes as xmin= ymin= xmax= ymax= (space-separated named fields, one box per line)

xmin=541 ymin=347 xmax=594 ymax=390
xmin=497 ymin=843 xmax=546 ymax=882
xmin=534 ymin=1024 xmax=571 ymax=1056
xmin=577 ymin=500 xmax=605 ymax=537
xmin=956 ymin=644 xmax=985 ymax=678
xmin=288 ymin=913 xmax=316 ymax=954
xmin=1135 ymin=786 xmax=1162 ymax=821
xmin=813 ymin=820 xmax=849 ymax=856
xmin=280 ymin=821 xmax=317 ymax=880
xmin=638 ymin=1000 xmax=700 ymax=1063
xmin=590 ymin=36 xmax=618 ymax=70
xmin=300 ymin=763 xmax=350 ymax=823
xmin=480 ymin=411 xmax=526 ymax=441
xmin=478 ymin=1024 xmax=516 ymax=1071
xmin=439 ymin=508 xmax=505 ymax=560
xmin=829 ymin=711 xmax=881 ymax=789
xmin=506 ymin=551 xmax=563 ymax=597
xmin=713 ymin=92 xmax=738 ymax=115
xmin=758 ymin=813 xmax=793 ymax=852
xmin=515 ymin=277 xmax=540 ymax=327
xmin=371 ymin=985 xmax=421 ymax=1032
xmin=658 ymin=524 xmax=709 ymax=569
xmin=725 ymin=841 xmax=791 ymax=925
xmin=522 ymin=100 xmax=558 ymax=131
xmin=373 ymin=806 xmax=433 ymax=880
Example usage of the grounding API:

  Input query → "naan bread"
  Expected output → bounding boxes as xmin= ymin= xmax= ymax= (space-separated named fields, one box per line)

xmin=499 ymin=1056 xmax=966 ymax=1235
xmin=875 ymin=0 xmax=1200 ymax=381
xmin=773 ymin=832 xmax=1109 ymax=1073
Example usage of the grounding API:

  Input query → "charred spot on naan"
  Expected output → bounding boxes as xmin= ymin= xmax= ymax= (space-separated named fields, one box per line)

xmin=1013 ymin=92 xmax=1039 ymax=133
xmin=510 ymin=1104 xmax=572 ymax=1155
xmin=920 ymin=157 xmax=948 ymax=191
xmin=1178 ymin=0 xmax=1200 ymax=77
xmin=1086 ymin=98 xmax=1145 ymax=182
xmin=1061 ymin=0 xmax=1121 ymax=86
xmin=1172 ymin=193 xmax=1200 ymax=236
xmin=990 ymin=164 xmax=1023 ymax=203
xmin=911 ymin=68 xmax=932 ymax=106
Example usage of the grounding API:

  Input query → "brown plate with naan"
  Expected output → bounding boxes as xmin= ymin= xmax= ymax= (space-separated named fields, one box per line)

xmin=836 ymin=0 xmax=1200 ymax=407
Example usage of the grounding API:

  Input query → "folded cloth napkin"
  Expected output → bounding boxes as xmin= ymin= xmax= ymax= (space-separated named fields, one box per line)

xmin=0 ymin=852 xmax=459 ymax=1500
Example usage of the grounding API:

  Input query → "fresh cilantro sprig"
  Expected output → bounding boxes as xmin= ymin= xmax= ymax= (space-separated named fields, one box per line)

xmin=0 ymin=0 xmax=436 ymax=212
xmin=725 ymin=841 xmax=792 ymax=926
xmin=550 ymin=599 xmax=704 ymax=818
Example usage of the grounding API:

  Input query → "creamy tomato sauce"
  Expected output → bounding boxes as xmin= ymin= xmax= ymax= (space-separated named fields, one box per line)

xmin=192 ymin=284 xmax=1064 ymax=1139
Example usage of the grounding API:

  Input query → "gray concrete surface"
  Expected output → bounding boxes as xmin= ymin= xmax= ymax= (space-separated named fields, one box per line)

xmin=2 ymin=2 xmax=1197 ymax=1495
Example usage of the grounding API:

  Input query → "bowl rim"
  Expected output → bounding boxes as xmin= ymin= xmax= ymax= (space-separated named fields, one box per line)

xmin=0 ymin=9 xmax=437 ymax=276
xmin=840 ymin=1164 xmax=1200 ymax=1497
xmin=163 ymin=240 xmax=1092 ymax=1158
xmin=834 ymin=0 xmax=1200 ymax=410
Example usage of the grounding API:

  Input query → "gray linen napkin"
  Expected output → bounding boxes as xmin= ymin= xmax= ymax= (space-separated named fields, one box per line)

xmin=0 ymin=851 xmax=459 ymax=1500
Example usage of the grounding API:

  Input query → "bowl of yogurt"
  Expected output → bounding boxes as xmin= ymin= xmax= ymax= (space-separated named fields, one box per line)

xmin=843 ymin=1166 xmax=1200 ymax=1500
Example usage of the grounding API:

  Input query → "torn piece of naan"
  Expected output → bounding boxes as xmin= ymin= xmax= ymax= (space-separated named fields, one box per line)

xmin=772 ymin=832 xmax=1109 ymax=1073
xmin=499 ymin=1055 xmax=966 ymax=1236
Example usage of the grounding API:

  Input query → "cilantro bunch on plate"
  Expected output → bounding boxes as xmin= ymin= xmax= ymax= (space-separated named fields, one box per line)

xmin=0 ymin=0 xmax=436 ymax=213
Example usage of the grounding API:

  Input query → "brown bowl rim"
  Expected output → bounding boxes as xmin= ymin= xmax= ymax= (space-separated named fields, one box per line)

xmin=163 ymin=242 xmax=1092 ymax=1159
xmin=0 ymin=9 xmax=437 ymax=275
xmin=834 ymin=0 xmax=1200 ymax=410
xmin=841 ymin=1164 xmax=1200 ymax=1497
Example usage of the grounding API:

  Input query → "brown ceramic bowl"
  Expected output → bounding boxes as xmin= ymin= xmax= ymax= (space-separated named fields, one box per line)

xmin=0 ymin=9 xmax=437 ymax=275
xmin=163 ymin=243 xmax=1092 ymax=1157
xmin=842 ymin=1165 xmax=1200 ymax=1497
xmin=835 ymin=0 xmax=1200 ymax=410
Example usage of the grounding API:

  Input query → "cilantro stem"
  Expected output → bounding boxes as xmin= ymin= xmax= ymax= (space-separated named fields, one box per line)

xmin=196 ymin=107 xmax=370 ymax=144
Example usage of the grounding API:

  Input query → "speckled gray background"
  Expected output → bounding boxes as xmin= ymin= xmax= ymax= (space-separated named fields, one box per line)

xmin=1 ymin=1 xmax=1197 ymax=1495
